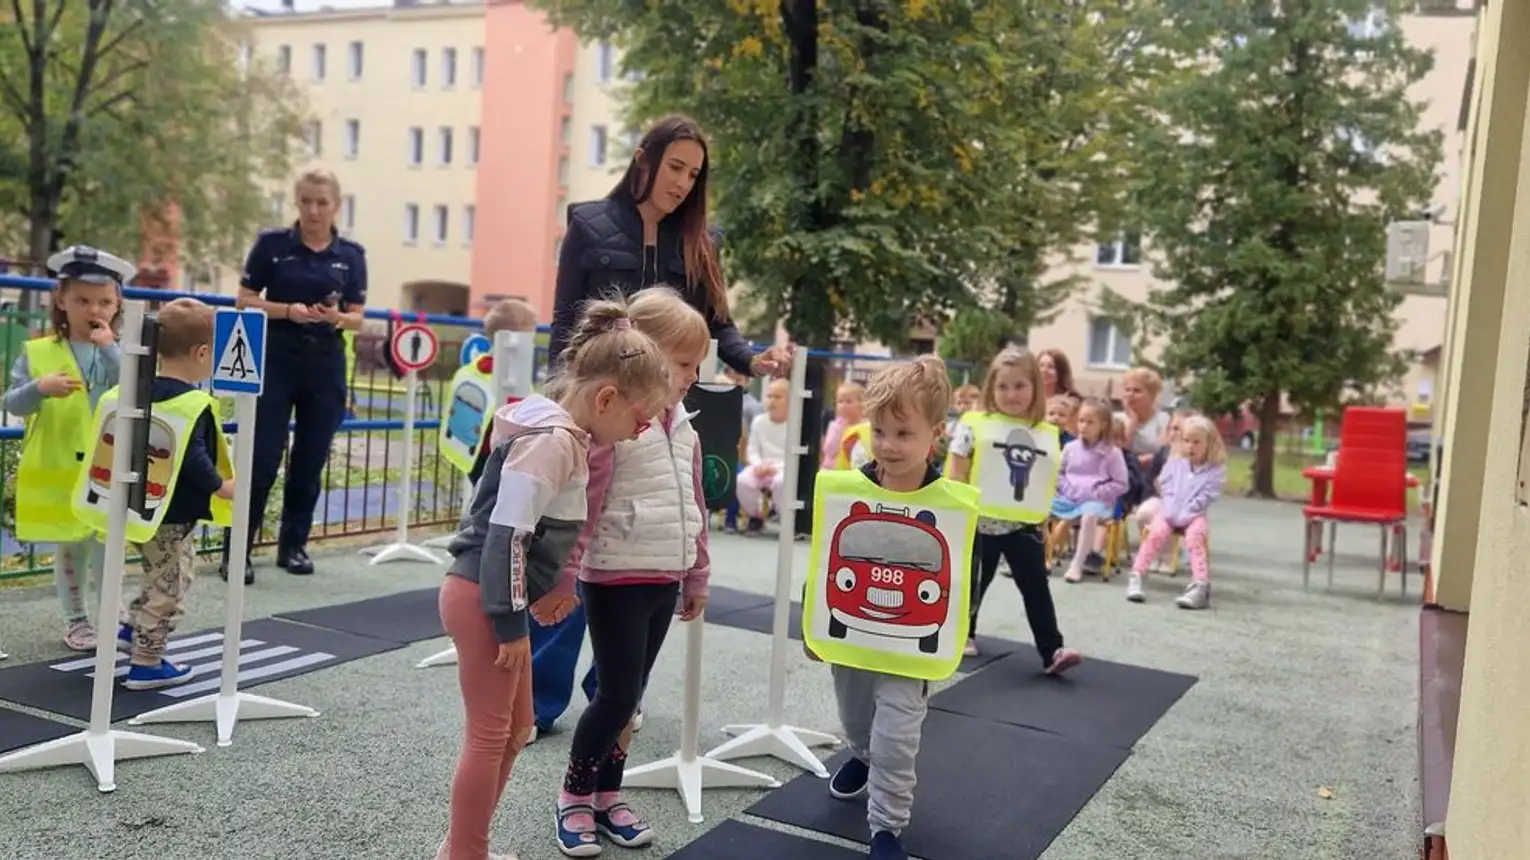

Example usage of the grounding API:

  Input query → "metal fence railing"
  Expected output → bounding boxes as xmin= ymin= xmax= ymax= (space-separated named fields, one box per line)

xmin=0 ymin=275 xmax=965 ymax=583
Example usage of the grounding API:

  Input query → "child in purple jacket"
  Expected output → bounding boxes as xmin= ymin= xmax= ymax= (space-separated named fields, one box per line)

xmin=1051 ymin=398 xmax=1129 ymax=582
xmin=1127 ymin=415 xmax=1226 ymax=609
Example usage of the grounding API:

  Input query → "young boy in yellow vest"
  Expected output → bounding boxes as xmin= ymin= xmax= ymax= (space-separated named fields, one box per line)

xmin=109 ymin=299 xmax=236 ymax=690
xmin=825 ymin=355 xmax=957 ymax=860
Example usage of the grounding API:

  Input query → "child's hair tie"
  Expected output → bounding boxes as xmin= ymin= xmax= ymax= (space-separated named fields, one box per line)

xmin=612 ymin=318 xmax=632 ymax=331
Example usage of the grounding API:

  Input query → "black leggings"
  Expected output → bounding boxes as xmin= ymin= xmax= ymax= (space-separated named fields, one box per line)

xmin=563 ymin=580 xmax=679 ymax=795
xmin=969 ymin=526 xmax=1065 ymax=666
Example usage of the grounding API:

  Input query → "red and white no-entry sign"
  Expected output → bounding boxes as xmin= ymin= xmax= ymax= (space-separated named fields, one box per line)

xmin=391 ymin=323 xmax=439 ymax=373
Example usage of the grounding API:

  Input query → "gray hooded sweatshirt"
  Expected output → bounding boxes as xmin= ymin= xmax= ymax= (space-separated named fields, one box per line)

xmin=447 ymin=396 xmax=589 ymax=643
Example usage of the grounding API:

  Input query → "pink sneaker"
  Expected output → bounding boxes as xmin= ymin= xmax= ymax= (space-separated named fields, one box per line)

xmin=1044 ymin=648 xmax=1083 ymax=676
xmin=63 ymin=621 xmax=96 ymax=653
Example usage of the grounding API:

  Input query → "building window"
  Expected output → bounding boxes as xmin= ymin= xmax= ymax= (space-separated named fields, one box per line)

xmin=304 ymin=120 xmax=322 ymax=157
xmin=1087 ymin=318 xmax=1133 ymax=368
xmin=411 ymin=49 xmax=427 ymax=88
xmin=1095 ymin=230 xmax=1142 ymax=267
xmin=597 ymin=41 xmax=615 ymax=82
xmin=276 ymin=45 xmax=291 ymax=74
xmin=560 ymin=116 xmax=571 ymax=145
xmin=438 ymin=127 xmax=453 ymax=165
xmin=625 ymin=128 xmax=641 ymax=151
xmin=347 ymin=41 xmax=363 ymax=80
xmin=408 ymin=127 xmax=423 ymax=166
xmin=467 ymin=126 xmax=480 ymax=166
xmin=558 ymin=156 xmax=569 ymax=186
xmin=433 ymin=205 xmax=449 ymax=245
xmin=554 ymin=237 xmax=563 ymax=265
xmin=311 ymin=43 xmax=326 ymax=80
xmin=590 ymin=125 xmax=608 ymax=167
xmin=462 ymin=204 xmax=475 ymax=246
xmin=344 ymin=119 xmax=360 ymax=158
xmin=563 ymin=73 xmax=574 ymax=102
xmin=442 ymin=47 xmax=457 ymax=88
xmin=1347 ymin=7 xmax=1386 ymax=39
xmin=341 ymin=194 xmax=356 ymax=232
xmin=471 ymin=46 xmax=485 ymax=87
xmin=404 ymin=204 xmax=420 ymax=244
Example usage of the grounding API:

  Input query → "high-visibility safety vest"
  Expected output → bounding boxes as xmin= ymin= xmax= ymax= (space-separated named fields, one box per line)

xmin=802 ymin=469 xmax=979 ymax=681
xmin=15 ymin=338 xmax=96 ymax=543
xmin=440 ymin=356 xmax=496 ymax=475
xmin=945 ymin=412 xmax=1060 ymax=524
xmin=833 ymin=421 xmax=872 ymax=470
xmin=72 ymin=386 xmax=234 ymax=543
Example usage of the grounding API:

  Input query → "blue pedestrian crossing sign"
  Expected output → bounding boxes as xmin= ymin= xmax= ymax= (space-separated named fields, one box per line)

xmin=460 ymin=333 xmax=492 ymax=366
xmin=212 ymin=308 xmax=267 ymax=395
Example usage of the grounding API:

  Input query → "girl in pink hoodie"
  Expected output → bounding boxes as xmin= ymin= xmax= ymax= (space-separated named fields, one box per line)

xmin=553 ymin=287 xmax=712 ymax=857
xmin=1050 ymin=398 xmax=1129 ymax=583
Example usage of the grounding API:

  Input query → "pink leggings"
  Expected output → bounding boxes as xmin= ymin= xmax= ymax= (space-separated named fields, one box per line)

xmin=1134 ymin=515 xmax=1211 ymax=581
xmin=439 ymin=576 xmax=534 ymax=860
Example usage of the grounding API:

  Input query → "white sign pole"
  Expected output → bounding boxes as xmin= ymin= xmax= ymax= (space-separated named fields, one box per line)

xmin=418 ymin=329 xmax=535 ymax=669
xmin=132 ymin=344 xmax=319 ymax=742
xmin=625 ymin=341 xmax=779 ymax=820
xmin=0 ymin=300 xmax=203 ymax=790
xmin=365 ymin=366 xmax=441 ymax=565
xmin=707 ymin=346 xmax=837 ymax=776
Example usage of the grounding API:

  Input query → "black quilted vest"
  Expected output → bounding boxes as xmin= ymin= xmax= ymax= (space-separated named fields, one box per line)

xmin=567 ymin=197 xmax=705 ymax=311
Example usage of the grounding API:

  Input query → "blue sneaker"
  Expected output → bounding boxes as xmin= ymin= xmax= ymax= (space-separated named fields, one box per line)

xmin=555 ymin=804 xmax=602 ymax=857
xmin=116 ymin=623 xmax=132 ymax=651
xmin=829 ymin=756 xmax=870 ymax=800
xmin=122 ymin=659 xmax=194 ymax=691
xmin=868 ymin=831 xmax=907 ymax=860
xmin=594 ymin=803 xmax=653 ymax=847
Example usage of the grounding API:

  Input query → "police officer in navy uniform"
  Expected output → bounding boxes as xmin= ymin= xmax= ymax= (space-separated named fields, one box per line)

xmin=231 ymin=168 xmax=366 ymax=580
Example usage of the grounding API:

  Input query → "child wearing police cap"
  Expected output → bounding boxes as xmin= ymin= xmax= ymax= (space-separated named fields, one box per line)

xmin=3 ymin=245 xmax=129 ymax=653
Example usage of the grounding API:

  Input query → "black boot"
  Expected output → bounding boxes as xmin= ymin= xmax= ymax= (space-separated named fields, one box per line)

xmin=277 ymin=545 xmax=314 ymax=575
xmin=217 ymin=528 xmax=255 ymax=585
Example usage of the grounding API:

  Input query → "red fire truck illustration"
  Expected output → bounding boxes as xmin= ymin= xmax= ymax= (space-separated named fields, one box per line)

xmin=825 ymin=501 xmax=952 ymax=654
xmin=86 ymin=416 xmax=175 ymax=515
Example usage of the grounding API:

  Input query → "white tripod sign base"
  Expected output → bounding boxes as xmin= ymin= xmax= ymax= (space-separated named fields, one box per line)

xmin=129 ymin=690 xmax=319 ymax=748
xmin=706 ymin=723 xmax=838 ymax=778
xmin=0 ymin=728 xmax=203 ymax=793
xmin=624 ymin=754 xmax=780 ymax=824
xmin=416 ymin=645 xmax=459 ymax=668
xmin=420 ymin=533 xmax=456 ymax=549
xmin=361 ymin=542 xmax=443 ymax=566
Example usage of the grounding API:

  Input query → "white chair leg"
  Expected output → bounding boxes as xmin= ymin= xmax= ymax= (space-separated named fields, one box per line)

xmin=1377 ymin=525 xmax=1388 ymax=599
xmin=1326 ymin=521 xmax=1338 ymax=589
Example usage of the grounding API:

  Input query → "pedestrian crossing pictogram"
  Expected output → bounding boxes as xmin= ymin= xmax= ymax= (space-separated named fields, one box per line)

xmin=212 ymin=308 xmax=268 ymax=395
xmin=49 ymin=631 xmax=338 ymax=701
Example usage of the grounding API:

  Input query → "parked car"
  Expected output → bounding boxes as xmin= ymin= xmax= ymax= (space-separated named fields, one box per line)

xmin=1407 ymin=429 xmax=1440 ymax=465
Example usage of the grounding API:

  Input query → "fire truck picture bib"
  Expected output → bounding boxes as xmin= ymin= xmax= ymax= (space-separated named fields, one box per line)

xmin=802 ymin=469 xmax=978 ymax=681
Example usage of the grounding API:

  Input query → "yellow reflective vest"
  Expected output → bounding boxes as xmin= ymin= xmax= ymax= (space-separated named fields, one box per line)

xmin=15 ymin=337 xmax=95 ymax=543
xmin=72 ymin=386 xmax=234 ymax=543
xmin=802 ymin=469 xmax=978 ymax=681
xmin=945 ymin=412 xmax=1060 ymax=524
xmin=440 ymin=357 xmax=496 ymax=475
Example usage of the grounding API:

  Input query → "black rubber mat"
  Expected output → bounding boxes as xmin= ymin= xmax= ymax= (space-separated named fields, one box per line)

xmin=745 ymin=709 xmax=1129 ymax=860
xmin=928 ymin=650 xmax=1198 ymax=750
xmin=0 ymin=618 xmax=403 ymax=722
xmin=0 ymin=708 xmax=76 ymax=754
xmin=667 ymin=819 xmax=867 ymax=859
xmin=275 ymin=587 xmax=443 ymax=643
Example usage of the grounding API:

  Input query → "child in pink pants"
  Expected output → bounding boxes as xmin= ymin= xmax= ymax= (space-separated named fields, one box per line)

xmin=1126 ymin=415 xmax=1225 ymax=610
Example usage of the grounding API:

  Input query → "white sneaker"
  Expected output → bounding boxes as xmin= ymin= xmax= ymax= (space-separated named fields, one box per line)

xmin=1125 ymin=573 xmax=1145 ymax=603
xmin=435 ymin=840 xmax=518 ymax=860
xmin=0 ymin=646 xmax=8 ymax=660
xmin=631 ymin=709 xmax=644 ymax=733
xmin=524 ymin=725 xmax=538 ymax=745
xmin=1175 ymin=580 xmax=1210 ymax=610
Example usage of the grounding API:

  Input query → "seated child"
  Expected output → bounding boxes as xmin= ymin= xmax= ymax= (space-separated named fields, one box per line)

xmin=1127 ymin=415 xmax=1226 ymax=609
xmin=736 ymin=378 xmax=789 ymax=531
xmin=717 ymin=370 xmax=762 ymax=533
xmin=1051 ymin=398 xmax=1128 ymax=583
xmin=945 ymin=383 xmax=980 ymax=440
xmin=825 ymin=355 xmax=953 ymax=860
xmin=1135 ymin=408 xmax=1199 ymax=525
xmin=820 ymin=381 xmax=864 ymax=469
xmin=115 ymin=299 xmax=237 ymax=689
xmin=1046 ymin=394 xmax=1080 ymax=446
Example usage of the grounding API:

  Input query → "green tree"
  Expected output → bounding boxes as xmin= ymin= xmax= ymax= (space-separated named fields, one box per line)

xmin=0 ymin=1 xmax=306 ymax=281
xmin=1119 ymin=0 xmax=1442 ymax=496
xmin=536 ymin=0 xmax=1149 ymax=349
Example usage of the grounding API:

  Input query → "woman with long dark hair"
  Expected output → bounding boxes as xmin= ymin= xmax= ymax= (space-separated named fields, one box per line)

xmin=549 ymin=115 xmax=791 ymax=376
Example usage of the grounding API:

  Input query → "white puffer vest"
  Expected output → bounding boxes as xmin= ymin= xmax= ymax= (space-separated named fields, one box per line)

xmin=582 ymin=410 xmax=704 ymax=571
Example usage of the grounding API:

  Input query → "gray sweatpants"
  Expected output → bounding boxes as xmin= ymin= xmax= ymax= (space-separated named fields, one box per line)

xmin=831 ymin=665 xmax=929 ymax=835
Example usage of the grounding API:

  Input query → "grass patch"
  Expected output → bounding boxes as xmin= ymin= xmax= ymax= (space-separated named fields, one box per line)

xmin=1222 ymin=449 xmax=1430 ymax=511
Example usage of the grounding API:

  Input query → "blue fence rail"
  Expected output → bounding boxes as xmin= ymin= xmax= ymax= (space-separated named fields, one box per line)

xmin=0 ymin=273 xmax=963 ymax=582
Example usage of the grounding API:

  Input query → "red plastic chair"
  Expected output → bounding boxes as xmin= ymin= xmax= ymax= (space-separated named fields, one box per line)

xmin=1336 ymin=406 xmax=1408 ymax=453
xmin=1302 ymin=442 xmax=1409 ymax=597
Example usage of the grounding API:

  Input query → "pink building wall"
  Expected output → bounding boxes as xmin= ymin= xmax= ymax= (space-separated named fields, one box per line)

xmin=471 ymin=1 xmax=574 ymax=319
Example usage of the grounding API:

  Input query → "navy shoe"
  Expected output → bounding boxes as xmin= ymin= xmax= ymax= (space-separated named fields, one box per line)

xmin=122 ymin=659 xmax=194 ymax=691
xmin=116 ymin=623 xmax=132 ymax=651
xmin=868 ymin=831 xmax=908 ymax=860
xmin=829 ymin=756 xmax=870 ymax=800
xmin=554 ymin=804 xmax=602 ymax=857
xmin=594 ymin=803 xmax=654 ymax=847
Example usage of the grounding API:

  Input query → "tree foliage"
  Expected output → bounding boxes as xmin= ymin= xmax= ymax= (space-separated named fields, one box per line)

xmin=0 ymin=1 xmax=306 ymax=277
xmin=1116 ymin=0 xmax=1442 ymax=495
xmin=536 ymin=0 xmax=1150 ymax=348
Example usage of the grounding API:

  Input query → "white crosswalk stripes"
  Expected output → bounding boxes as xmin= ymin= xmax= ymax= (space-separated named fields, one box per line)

xmin=46 ymin=632 xmax=338 ymax=699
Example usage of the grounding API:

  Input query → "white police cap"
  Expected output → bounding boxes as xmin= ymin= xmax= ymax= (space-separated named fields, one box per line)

xmin=46 ymin=245 xmax=136 ymax=286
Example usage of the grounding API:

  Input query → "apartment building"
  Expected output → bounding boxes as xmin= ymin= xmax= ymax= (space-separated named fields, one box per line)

xmin=1024 ymin=3 xmax=1479 ymax=415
